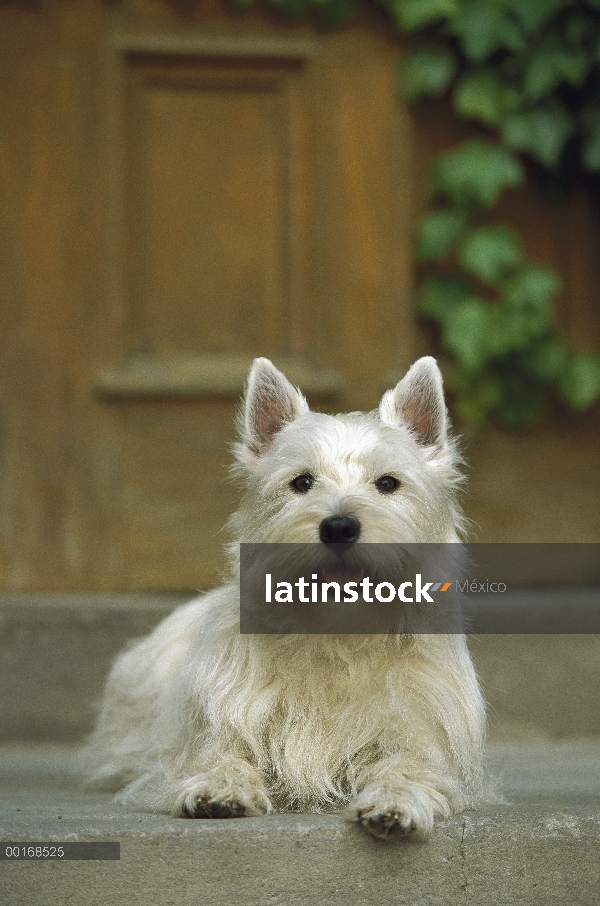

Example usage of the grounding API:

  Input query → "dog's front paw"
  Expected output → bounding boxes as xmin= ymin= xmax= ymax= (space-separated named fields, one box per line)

xmin=356 ymin=805 xmax=417 ymax=839
xmin=183 ymin=796 xmax=247 ymax=819
xmin=178 ymin=778 xmax=272 ymax=819
xmin=349 ymin=784 xmax=437 ymax=840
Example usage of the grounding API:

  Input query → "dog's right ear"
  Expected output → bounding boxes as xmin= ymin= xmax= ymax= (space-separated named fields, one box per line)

xmin=379 ymin=356 xmax=448 ymax=449
xmin=241 ymin=358 xmax=309 ymax=457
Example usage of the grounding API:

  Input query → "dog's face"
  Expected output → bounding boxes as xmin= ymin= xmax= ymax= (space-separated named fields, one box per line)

xmin=231 ymin=357 xmax=465 ymax=548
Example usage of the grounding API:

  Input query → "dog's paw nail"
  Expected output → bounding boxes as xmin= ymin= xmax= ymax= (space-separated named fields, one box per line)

xmin=185 ymin=797 xmax=246 ymax=819
xmin=358 ymin=808 xmax=416 ymax=839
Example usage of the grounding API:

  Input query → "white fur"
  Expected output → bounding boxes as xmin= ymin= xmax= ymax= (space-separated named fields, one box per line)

xmin=81 ymin=357 xmax=487 ymax=839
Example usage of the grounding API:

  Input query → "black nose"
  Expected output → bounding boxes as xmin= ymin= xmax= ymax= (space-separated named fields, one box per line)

xmin=319 ymin=515 xmax=361 ymax=546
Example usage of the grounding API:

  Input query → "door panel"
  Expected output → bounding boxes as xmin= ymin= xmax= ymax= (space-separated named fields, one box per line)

xmin=96 ymin=37 xmax=344 ymax=589
xmin=121 ymin=44 xmax=304 ymax=359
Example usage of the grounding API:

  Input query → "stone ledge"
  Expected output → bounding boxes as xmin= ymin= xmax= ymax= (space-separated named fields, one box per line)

xmin=1 ymin=741 xmax=599 ymax=906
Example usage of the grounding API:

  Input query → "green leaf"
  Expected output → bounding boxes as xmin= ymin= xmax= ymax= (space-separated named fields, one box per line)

xmin=564 ymin=10 xmax=596 ymax=47
xmin=400 ymin=46 xmax=458 ymax=102
xmin=486 ymin=308 xmax=525 ymax=356
xmin=448 ymin=1 xmax=526 ymax=63
xmin=523 ymin=45 xmax=589 ymax=102
xmin=453 ymin=372 xmax=503 ymax=427
xmin=580 ymin=105 xmax=600 ymax=171
xmin=453 ymin=71 xmax=521 ymax=126
xmin=316 ymin=0 xmax=357 ymax=25
xmin=431 ymin=140 xmax=524 ymax=208
xmin=559 ymin=353 xmax=600 ymax=410
xmin=501 ymin=101 xmax=574 ymax=168
xmin=504 ymin=0 xmax=565 ymax=35
xmin=500 ymin=295 xmax=553 ymax=348
xmin=503 ymin=265 xmax=560 ymax=341
xmin=416 ymin=209 xmax=467 ymax=262
xmin=441 ymin=298 xmax=492 ymax=372
xmin=418 ymin=274 xmax=473 ymax=321
xmin=527 ymin=335 xmax=569 ymax=381
xmin=504 ymin=265 xmax=561 ymax=313
xmin=458 ymin=225 xmax=523 ymax=285
xmin=393 ymin=0 xmax=459 ymax=32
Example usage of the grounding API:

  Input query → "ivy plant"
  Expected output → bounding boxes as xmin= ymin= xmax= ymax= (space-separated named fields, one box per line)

xmin=231 ymin=0 xmax=600 ymax=427
xmin=397 ymin=0 xmax=600 ymax=427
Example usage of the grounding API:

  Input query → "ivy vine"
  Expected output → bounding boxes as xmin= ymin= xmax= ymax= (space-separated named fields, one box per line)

xmin=398 ymin=0 xmax=600 ymax=428
xmin=231 ymin=0 xmax=600 ymax=428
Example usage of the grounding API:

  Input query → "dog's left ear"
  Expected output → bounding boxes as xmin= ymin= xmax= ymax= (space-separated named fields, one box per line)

xmin=379 ymin=356 xmax=447 ymax=448
xmin=242 ymin=358 xmax=309 ymax=456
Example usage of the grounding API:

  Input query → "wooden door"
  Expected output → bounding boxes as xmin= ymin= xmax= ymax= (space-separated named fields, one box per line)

xmin=0 ymin=1 xmax=412 ymax=590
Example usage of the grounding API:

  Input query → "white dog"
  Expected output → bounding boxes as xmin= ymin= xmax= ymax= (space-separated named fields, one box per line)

xmin=82 ymin=356 xmax=486 ymax=839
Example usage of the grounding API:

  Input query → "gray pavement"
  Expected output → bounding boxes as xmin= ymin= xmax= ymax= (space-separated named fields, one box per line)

xmin=1 ymin=740 xmax=600 ymax=906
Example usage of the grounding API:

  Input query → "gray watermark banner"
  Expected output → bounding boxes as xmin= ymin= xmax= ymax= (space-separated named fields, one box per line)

xmin=1 ymin=842 xmax=120 ymax=860
xmin=239 ymin=543 xmax=600 ymax=634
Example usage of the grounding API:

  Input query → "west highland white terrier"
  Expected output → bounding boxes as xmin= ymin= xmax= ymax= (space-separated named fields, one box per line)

xmin=82 ymin=356 xmax=486 ymax=839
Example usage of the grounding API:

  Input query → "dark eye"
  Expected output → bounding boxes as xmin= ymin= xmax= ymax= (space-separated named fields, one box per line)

xmin=375 ymin=475 xmax=400 ymax=494
xmin=291 ymin=473 xmax=315 ymax=493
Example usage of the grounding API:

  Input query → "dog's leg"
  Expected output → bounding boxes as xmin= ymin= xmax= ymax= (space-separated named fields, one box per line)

xmin=348 ymin=755 xmax=468 ymax=840
xmin=173 ymin=754 xmax=273 ymax=819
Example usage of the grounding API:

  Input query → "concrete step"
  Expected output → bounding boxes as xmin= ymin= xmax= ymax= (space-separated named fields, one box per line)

xmin=1 ymin=740 xmax=599 ymax=906
xmin=1 ymin=592 xmax=600 ymax=742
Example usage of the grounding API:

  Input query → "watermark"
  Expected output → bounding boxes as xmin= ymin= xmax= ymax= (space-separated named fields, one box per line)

xmin=1 ymin=843 xmax=120 ymax=860
xmin=239 ymin=543 xmax=600 ymax=634
xmin=264 ymin=573 xmax=454 ymax=604
xmin=456 ymin=581 xmax=507 ymax=594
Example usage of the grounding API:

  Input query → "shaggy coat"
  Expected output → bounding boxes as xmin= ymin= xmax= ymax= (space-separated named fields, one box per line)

xmin=82 ymin=357 xmax=486 ymax=839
